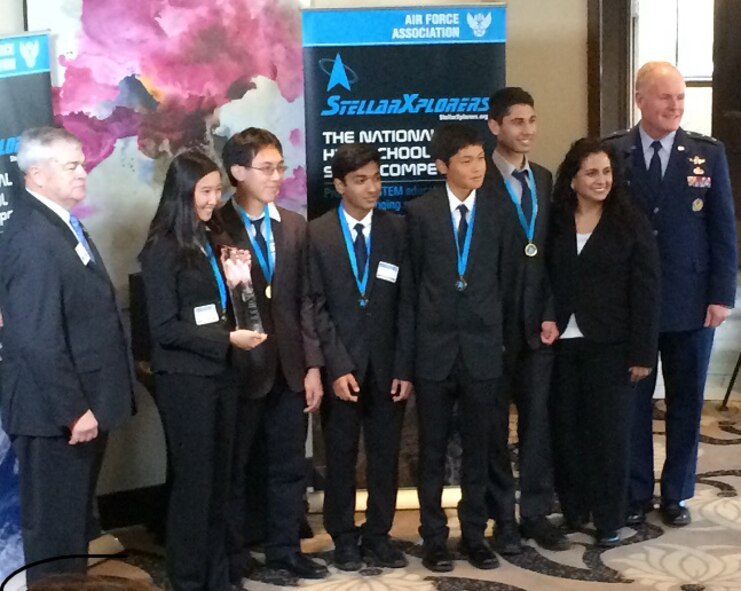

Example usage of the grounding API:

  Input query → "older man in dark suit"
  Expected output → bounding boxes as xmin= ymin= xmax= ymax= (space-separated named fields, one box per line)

xmin=605 ymin=61 xmax=738 ymax=527
xmin=0 ymin=127 xmax=134 ymax=583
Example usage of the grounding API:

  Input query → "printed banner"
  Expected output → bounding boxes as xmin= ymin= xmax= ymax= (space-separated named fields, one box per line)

xmin=0 ymin=31 xmax=54 ymax=581
xmin=302 ymin=5 xmax=506 ymax=219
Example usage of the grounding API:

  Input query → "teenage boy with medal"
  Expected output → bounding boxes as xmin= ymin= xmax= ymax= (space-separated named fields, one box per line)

xmin=406 ymin=123 xmax=512 ymax=572
xmin=307 ymin=143 xmax=414 ymax=571
xmin=483 ymin=87 xmax=568 ymax=553
xmin=214 ymin=128 xmax=328 ymax=582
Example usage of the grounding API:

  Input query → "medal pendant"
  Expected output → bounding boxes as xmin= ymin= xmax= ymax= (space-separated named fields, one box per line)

xmin=524 ymin=242 xmax=538 ymax=257
xmin=359 ymin=297 xmax=368 ymax=309
xmin=455 ymin=277 xmax=467 ymax=292
xmin=265 ymin=284 xmax=272 ymax=299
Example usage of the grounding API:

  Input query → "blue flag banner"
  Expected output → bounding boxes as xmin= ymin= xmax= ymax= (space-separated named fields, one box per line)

xmin=302 ymin=5 xmax=506 ymax=219
xmin=0 ymin=31 xmax=54 ymax=581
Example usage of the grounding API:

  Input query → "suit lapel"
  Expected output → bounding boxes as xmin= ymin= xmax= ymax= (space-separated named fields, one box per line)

xmin=271 ymin=211 xmax=285 ymax=288
xmin=24 ymin=192 xmax=110 ymax=282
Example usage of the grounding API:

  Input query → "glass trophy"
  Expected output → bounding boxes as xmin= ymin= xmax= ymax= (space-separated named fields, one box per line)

xmin=221 ymin=246 xmax=265 ymax=334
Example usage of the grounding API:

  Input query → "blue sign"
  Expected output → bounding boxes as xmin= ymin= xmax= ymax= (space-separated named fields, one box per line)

xmin=0 ymin=33 xmax=51 ymax=80
xmin=302 ymin=6 xmax=505 ymax=218
xmin=303 ymin=6 xmax=506 ymax=46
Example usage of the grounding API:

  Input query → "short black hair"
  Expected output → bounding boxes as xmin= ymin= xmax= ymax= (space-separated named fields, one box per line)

xmin=430 ymin=123 xmax=483 ymax=164
xmin=222 ymin=127 xmax=283 ymax=186
xmin=331 ymin=143 xmax=381 ymax=181
xmin=488 ymin=87 xmax=535 ymax=122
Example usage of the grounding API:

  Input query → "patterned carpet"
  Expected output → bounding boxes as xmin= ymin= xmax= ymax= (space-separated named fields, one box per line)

xmin=115 ymin=399 xmax=741 ymax=591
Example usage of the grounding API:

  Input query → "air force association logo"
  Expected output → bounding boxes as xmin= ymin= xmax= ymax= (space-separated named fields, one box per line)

xmin=18 ymin=41 xmax=39 ymax=68
xmin=467 ymin=12 xmax=492 ymax=38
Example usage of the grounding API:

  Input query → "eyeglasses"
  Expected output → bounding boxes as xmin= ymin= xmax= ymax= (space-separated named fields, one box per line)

xmin=247 ymin=163 xmax=288 ymax=176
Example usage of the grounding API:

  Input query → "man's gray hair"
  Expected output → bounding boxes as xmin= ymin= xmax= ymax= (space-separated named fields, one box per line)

xmin=16 ymin=127 xmax=81 ymax=173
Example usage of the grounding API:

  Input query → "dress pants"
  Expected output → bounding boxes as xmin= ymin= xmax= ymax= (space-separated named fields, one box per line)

xmin=551 ymin=339 xmax=633 ymax=533
xmin=321 ymin=366 xmax=405 ymax=546
xmin=629 ymin=328 xmax=714 ymax=507
xmin=227 ymin=372 xmax=307 ymax=571
xmin=12 ymin=432 xmax=107 ymax=584
xmin=417 ymin=355 xmax=503 ymax=545
xmin=488 ymin=342 xmax=554 ymax=522
xmin=155 ymin=370 xmax=238 ymax=591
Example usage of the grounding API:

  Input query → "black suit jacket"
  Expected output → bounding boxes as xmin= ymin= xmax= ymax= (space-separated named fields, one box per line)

xmin=308 ymin=208 xmax=414 ymax=390
xmin=547 ymin=204 xmax=661 ymax=367
xmin=0 ymin=191 xmax=134 ymax=437
xmin=140 ymin=234 xmax=232 ymax=377
xmin=485 ymin=160 xmax=555 ymax=351
xmin=405 ymin=186 xmax=509 ymax=381
xmin=211 ymin=199 xmax=323 ymax=397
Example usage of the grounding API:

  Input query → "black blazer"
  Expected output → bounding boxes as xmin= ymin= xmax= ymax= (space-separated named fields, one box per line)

xmin=139 ymin=234 xmax=232 ymax=377
xmin=547 ymin=204 xmax=661 ymax=367
xmin=405 ymin=186 xmax=509 ymax=382
xmin=308 ymin=208 xmax=414 ymax=391
xmin=212 ymin=199 xmax=323 ymax=397
xmin=485 ymin=160 xmax=555 ymax=350
xmin=0 ymin=191 xmax=135 ymax=437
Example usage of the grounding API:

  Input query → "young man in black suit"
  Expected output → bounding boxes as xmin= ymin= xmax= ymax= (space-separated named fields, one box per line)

xmin=406 ymin=123 xmax=510 ymax=572
xmin=308 ymin=143 xmax=414 ymax=571
xmin=0 ymin=127 xmax=134 ymax=583
xmin=215 ymin=127 xmax=328 ymax=582
xmin=484 ymin=87 xmax=569 ymax=552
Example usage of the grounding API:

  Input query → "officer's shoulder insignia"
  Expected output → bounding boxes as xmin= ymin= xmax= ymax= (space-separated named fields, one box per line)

xmin=603 ymin=129 xmax=630 ymax=141
xmin=686 ymin=130 xmax=718 ymax=145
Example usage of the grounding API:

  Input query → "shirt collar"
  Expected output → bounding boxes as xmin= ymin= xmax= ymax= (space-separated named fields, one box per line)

xmin=342 ymin=205 xmax=373 ymax=229
xmin=26 ymin=188 xmax=73 ymax=225
xmin=491 ymin=149 xmax=530 ymax=180
xmin=446 ymin=183 xmax=476 ymax=214
xmin=638 ymin=125 xmax=676 ymax=156
xmin=232 ymin=197 xmax=282 ymax=222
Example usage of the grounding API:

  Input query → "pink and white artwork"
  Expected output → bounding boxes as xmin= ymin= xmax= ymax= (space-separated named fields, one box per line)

xmin=27 ymin=0 xmax=306 ymax=297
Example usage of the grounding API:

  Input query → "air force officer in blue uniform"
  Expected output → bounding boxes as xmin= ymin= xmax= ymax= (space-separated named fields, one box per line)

xmin=605 ymin=62 xmax=737 ymax=527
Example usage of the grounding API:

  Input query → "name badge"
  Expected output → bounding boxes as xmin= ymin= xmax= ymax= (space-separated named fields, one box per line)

xmin=376 ymin=261 xmax=399 ymax=283
xmin=194 ymin=304 xmax=220 ymax=326
xmin=75 ymin=243 xmax=91 ymax=266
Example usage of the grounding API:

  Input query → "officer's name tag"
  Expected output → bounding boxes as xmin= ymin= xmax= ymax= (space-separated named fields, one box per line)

xmin=687 ymin=175 xmax=711 ymax=188
xmin=194 ymin=304 xmax=220 ymax=326
xmin=376 ymin=261 xmax=399 ymax=283
xmin=75 ymin=243 xmax=91 ymax=266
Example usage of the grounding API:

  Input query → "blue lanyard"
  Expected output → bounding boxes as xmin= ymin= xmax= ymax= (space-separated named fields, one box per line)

xmin=204 ymin=242 xmax=227 ymax=311
xmin=450 ymin=199 xmax=476 ymax=279
xmin=337 ymin=204 xmax=371 ymax=297
xmin=236 ymin=203 xmax=274 ymax=284
xmin=504 ymin=168 xmax=538 ymax=242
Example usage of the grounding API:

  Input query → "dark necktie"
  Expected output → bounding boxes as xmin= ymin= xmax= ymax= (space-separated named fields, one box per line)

xmin=252 ymin=217 xmax=269 ymax=260
xmin=648 ymin=140 xmax=663 ymax=195
xmin=353 ymin=223 xmax=367 ymax=276
xmin=70 ymin=214 xmax=95 ymax=262
xmin=512 ymin=169 xmax=533 ymax=222
xmin=457 ymin=204 xmax=468 ymax=252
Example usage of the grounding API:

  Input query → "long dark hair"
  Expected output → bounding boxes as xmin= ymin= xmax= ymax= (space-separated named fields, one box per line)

xmin=553 ymin=137 xmax=630 ymax=219
xmin=141 ymin=150 xmax=220 ymax=261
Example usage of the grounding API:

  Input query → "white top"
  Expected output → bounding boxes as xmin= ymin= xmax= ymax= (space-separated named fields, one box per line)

xmin=638 ymin=125 xmax=676 ymax=177
xmin=342 ymin=207 xmax=373 ymax=242
xmin=446 ymin=183 xmax=476 ymax=227
xmin=491 ymin=149 xmax=532 ymax=203
xmin=560 ymin=232 xmax=592 ymax=340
